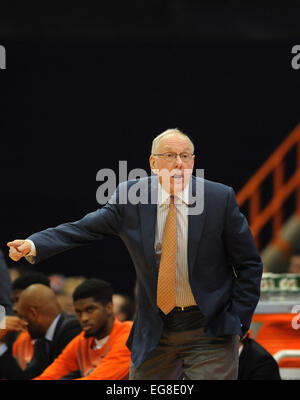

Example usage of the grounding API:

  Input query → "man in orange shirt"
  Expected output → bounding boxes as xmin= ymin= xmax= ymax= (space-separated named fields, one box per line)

xmin=35 ymin=278 xmax=132 ymax=380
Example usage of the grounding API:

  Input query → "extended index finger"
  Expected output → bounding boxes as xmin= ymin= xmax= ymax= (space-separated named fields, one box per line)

xmin=7 ymin=240 xmax=24 ymax=248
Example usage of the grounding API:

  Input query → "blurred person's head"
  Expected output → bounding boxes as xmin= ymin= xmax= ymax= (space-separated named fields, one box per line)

xmin=8 ymin=263 xmax=35 ymax=284
xmin=288 ymin=249 xmax=300 ymax=274
xmin=112 ymin=294 xmax=125 ymax=315
xmin=73 ymin=279 xmax=113 ymax=340
xmin=11 ymin=271 xmax=50 ymax=315
xmin=57 ymin=276 xmax=85 ymax=314
xmin=113 ymin=294 xmax=136 ymax=322
xmin=17 ymin=284 xmax=62 ymax=339
xmin=9 ymin=267 xmax=20 ymax=283
xmin=48 ymin=274 xmax=66 ymax=294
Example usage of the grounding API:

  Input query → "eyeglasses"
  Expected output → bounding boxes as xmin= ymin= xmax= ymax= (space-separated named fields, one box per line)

xmin=153 ymin=152 xmax=194 ymax=162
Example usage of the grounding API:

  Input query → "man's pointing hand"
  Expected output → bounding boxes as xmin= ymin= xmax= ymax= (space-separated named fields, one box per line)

xmin=7 ymin=240 xmax=31 ymax=261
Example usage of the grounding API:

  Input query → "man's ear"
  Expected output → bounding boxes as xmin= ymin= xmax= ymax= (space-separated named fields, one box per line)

xmin=28 ymin=306 xmax=38 ymax=320
xmin=149 ymin=155 xmax=158 ymax=174
xmin=106 ymin=302 xmax=113 ymax=315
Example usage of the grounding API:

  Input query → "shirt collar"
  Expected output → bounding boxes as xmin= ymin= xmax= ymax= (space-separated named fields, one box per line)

xmin=45 ymin=314 xmax=61 ymax=342
xmin=94 ymin=335 xmax=109 ymax=350
xmin=158 ymin=180 xmax=190 ymax=206
xmin=239 ymin=343 xmax=243 ymax=356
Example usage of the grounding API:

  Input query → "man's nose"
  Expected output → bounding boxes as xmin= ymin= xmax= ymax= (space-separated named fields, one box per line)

xmin=80 ymin=313 xmax=89 ymax=323
xmin=174 ymin=154 xmax=183 ymax=167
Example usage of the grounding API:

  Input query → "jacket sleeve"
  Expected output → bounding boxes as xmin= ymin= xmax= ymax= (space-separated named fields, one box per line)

xmin=0 ymin=337 xmax=45 ymax=380
xmin=223 ymin=187 xmax=263 ymax=334
xmin=55 ymin=318 xmax=82 ymax=356
xmin=75 ymin=332 xmax=131 ymax=380
xmin=34 ymin=336 xmax=80 ymax=380
xmin=26 ymin=185 xmax=124 ymax=265
xmin=0 ymin=248 xmax=13 ymax=315
xmin=0 ymin=349 xmax=28 ymax=380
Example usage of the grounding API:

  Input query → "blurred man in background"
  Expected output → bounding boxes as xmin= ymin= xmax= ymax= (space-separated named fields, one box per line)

xmin=35 ymin=279 xmax=132 ymax=380
xmin=238 ymin=333 xmax=281 ymax=380
xmin=113 ymin=293 xmax=136 ymax=322
xmin=0 ymin=284 xmax=81 ymax=379
xmin=11 ymin=271 xmax=51 ymax=369
xmin=287 ymin=249 xmax=300 ymax=273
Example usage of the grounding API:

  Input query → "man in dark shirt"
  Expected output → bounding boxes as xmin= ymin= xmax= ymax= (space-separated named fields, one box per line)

xmin=0 ymin=283 xmax=81 ymax=379
xmin=238 ymin=334 xmax=281 ymax=380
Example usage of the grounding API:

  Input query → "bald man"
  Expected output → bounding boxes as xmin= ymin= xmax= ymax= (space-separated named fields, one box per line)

xmin=0 ymin=284 xmax=82 ymax=380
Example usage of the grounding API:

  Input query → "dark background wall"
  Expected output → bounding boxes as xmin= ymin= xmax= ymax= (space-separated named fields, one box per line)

xmin=1 ymin=1 xmax=300 ymax=297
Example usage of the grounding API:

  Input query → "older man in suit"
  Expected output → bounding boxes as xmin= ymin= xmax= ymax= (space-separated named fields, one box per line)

xmin=7 ymin=128 xmax=263 ymax=380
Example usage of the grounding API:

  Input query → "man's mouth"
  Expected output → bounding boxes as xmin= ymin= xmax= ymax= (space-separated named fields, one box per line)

xmin=82 ymin=325 xmax=92 ymax=331
xmin=172 ymin=175 xmax=183 ymax=179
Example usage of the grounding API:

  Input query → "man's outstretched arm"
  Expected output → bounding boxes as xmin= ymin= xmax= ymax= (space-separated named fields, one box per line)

xmin=7 ymin=189 xmax=123 ymax=265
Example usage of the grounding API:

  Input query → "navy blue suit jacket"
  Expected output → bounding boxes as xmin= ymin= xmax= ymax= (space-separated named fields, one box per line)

xmin=0 ymin=248 xmax=13 ymax=315
xmin=27 ymin=176 xmax=263 ymax=367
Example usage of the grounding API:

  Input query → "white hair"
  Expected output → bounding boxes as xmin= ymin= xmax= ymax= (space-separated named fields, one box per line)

xmin=151 ymin=128 xmax=194 ymax=154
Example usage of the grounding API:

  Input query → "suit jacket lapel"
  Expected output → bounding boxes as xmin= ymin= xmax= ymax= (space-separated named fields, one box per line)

xmin=46 ymin=313 xmax=63 ymax=360
xmin=139 ymin=176 xmax=157 ymax=271
xmin=188 ymin=176 xmax=206 ymax=274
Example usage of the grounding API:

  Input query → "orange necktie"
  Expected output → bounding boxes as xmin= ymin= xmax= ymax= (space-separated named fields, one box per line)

xmin=157 ymin=196 xmax=177 ymax=314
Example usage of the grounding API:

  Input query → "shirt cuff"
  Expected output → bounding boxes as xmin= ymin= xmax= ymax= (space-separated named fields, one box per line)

xmin=25 ymin=239 xmax=36 ymax=256
xmin=24 ymin=239 xmax=36 ymax=264
xmin=0 ymin=343 xmax=8 ymax=357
